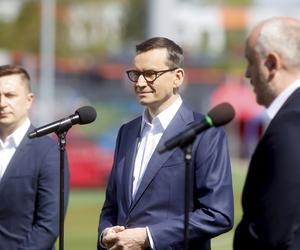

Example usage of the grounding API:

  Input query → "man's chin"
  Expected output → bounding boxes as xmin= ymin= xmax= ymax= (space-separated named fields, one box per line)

xmin=0 ymin=120 xmax=13 ymax=128
xmin=138 ymin=99 xmax=149 ymax=106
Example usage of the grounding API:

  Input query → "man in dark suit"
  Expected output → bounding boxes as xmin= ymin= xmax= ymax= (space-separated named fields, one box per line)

xmin=0 ymin=65 xmax=69 ymax=249
xmin=98 ymin=37 xmax=234 ymax=250
xmin=234 ymin=17 xmax=300 ymax=250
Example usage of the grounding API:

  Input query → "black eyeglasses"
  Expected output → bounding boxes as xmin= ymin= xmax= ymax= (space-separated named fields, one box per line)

xmin=126 ymin=68 xmax=178 ymax=83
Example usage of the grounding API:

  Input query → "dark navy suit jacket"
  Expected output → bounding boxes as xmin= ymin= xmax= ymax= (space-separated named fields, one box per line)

xmin=98 ymin=103 xmax=234 ymax=250
xmin=234 ymin=87 xmax=300 ymax=250
xmin=0 ymin=126 xmax=69 ymax=250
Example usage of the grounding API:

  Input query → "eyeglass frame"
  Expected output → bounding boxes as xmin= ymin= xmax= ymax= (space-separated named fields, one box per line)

xmin=126 ymin=67 xmax=178 ymax=83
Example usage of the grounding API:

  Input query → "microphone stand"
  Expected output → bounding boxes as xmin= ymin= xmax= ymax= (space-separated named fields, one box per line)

xmin=180 ymin=142 xmax=194 ymax=250
xmin=56 ymin=122 xmax=72 ymax=250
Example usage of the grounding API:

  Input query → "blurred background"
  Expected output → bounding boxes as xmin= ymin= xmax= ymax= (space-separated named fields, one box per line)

xmin=0 ymin=0 xmax=299 ymax=249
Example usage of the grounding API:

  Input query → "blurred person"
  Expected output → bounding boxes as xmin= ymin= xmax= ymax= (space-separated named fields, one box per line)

xmin=98 ymin=37 xmax=233 ymax=250
xmin=0 ymin=65 xmax=69 ymax=249
xmin=234 ymin=17 xmax=300 ymax=250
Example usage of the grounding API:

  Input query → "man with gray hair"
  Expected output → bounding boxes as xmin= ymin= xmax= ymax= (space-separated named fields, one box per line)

xmin=234 ymin=16 xmax=300 ymax=250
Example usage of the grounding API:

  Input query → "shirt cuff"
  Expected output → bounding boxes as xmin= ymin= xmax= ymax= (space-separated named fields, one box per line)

xmin=99 ymin=230 xmax=106 ymax=249
xmin=146 ymin=226 xmax=155 ymax=249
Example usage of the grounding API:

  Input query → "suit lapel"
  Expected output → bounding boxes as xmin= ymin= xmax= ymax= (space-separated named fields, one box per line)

xmin=0 ymin=127 xmax=32 ymax=190
xmin=123 ymin=118 xmax=141 ymax=209
xmin=129 ymin=104 xmax=194 ymax=212
xmin=259 ymin=86 xmax=300 ymax=144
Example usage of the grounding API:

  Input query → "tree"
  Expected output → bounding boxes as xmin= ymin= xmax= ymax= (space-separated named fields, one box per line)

xmin=0 ymin=1 xmax=40 ymax=53
xmin=121 ymin=0 xmax=147 ymax=44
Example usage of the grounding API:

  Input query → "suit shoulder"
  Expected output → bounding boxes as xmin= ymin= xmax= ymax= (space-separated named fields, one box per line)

xmin=121 ymin=116 xmax=142 ymax=128
xmin=192 ymin=110 xmax=205 ymax=121
xmin=30 ymin=135 xmax=57 ymax=150
xmin=176 ymin=102 xmax=204 ymax=123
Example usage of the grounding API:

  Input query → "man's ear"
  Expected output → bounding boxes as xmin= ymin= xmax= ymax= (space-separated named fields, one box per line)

xmin=174 ymin=68 xmax=184 ymax=88
xmin=265 ymin=53 xmax=280 ymax=79
xmin=26 ymin=93 xmax=34 ymax=110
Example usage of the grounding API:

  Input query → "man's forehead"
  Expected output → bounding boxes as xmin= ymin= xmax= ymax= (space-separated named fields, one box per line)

xmin=0 ymin=74 xmax=21 ymax=82
xmin=134 ymin=49 xmax=168 ymax=64
xmin=0 ymin=74 xmax=26 ymax=90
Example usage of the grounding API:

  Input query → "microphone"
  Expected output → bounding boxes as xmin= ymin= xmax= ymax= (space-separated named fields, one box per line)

xmin=158 ymin=102 xmax=235 ymax=153
xmin=28 ymin=106 xmax=97 ymax=138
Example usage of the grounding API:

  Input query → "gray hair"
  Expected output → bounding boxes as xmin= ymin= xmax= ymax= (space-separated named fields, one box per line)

xmin=255 ymin=18 xmax=300 ymax=67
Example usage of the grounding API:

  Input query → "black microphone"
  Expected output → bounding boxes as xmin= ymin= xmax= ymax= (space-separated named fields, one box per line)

xmin=28 ymin=106 xmax=97 ymax=138
xmin=158 ymin=102 xmax=235 ymax=153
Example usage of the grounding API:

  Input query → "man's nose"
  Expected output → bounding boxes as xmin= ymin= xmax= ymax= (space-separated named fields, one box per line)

xmin=0 ymin=95 xmax=7 ymax=107
xmin=135 ymin=75 xmax=148 ymax=87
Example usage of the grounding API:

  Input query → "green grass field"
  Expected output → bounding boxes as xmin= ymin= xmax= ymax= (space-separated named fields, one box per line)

xmin=58 ymin=158 xmax=248 ymax=250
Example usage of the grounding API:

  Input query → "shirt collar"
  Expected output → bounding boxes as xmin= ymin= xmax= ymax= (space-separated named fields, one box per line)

xmin=266 ymin=79 xmax=300 ymax=120
xmin=1 ymin=118 xmax=31 ymax=147
xmin=141 ymin=96 xmax=183 ymax=132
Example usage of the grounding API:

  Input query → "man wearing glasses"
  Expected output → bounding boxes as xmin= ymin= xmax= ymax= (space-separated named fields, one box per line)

xmin=98 ymin=37 xmax=233 ymax=250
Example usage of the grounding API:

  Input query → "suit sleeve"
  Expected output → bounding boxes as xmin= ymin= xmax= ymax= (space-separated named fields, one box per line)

xmin=252 ymin=111 xmax=300 ymax=248
xmin=20 ymin=138 xmax=70 ymax=249
xmin=149 ymin=127 xmax=234 ymax=249
xmin=97 ymin=126 xmax=123 ymax=249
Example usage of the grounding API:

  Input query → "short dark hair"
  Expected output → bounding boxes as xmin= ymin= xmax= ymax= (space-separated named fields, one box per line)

xmin=0 ymin=64 xmax=31 ymax=92
xmin=136 ymin=37 xmax=184 ymax=68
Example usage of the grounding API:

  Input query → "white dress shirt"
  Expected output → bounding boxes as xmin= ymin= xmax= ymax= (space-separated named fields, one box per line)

xmin=266 ymin=79 xmax=300 ymax=121
xmin=0 ymin=118 xmax=30 ymax=181
xmin=132 ymin=97 xmax=183 ymax=198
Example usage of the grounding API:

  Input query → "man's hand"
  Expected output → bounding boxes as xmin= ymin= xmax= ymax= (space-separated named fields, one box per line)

xmin=105 ymin=227 xmax=150 ymax=250
xmin=102 ymin=226 xmax=125 ymax=249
